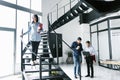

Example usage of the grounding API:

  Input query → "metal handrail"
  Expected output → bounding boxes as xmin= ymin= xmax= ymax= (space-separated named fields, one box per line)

xmin=21 ymin=29 xmax=42 ymax=80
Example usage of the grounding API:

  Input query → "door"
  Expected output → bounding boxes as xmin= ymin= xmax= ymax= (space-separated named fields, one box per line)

xmin=0 ymin=28 xmax=15 ymax=77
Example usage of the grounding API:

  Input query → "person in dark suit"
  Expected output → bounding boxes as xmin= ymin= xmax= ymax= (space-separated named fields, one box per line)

xmin=71 ymin=37 xmax=83 ymax=79
xmin=84 ymin=41 xmax=96 ymax=78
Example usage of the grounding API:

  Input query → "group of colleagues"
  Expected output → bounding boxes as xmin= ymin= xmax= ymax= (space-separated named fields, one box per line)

xmin=20 ymin=14 xmax=96 ymax=79
xmin=71 ymin=37 xmax=96 ymax=79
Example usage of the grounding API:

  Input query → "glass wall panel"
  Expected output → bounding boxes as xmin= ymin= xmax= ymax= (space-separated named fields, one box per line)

xmin=17 ymin=0 xmax=30 ymax=8
xmin=91 ymin=33 xmax=98 ymax=51
xmin=91 ymin=25 xmax=97 ymax=32
xmin=110 ymin=19 xmax=120 ymax=28
xmin=0 ymin=5 xmax=15 ymax=28
xmin=98 ymin=21 xmax=108 ymax=30
xmin=31 ymin=0 xmax=42 ymax=11
xmin=111 ymin=29 xmax=120 ymax=60
xmin=0 ymin=30 xmax=14 ymax=77
xmin=16 ymin=10 xmax=30 ymax=72
xmin=3 ymin=0 xmax=16 ymax=4
xmin=99 ymin=31 xmax=110 ymax=60
xmin=91 ymin=33 xmax=98 ymax=62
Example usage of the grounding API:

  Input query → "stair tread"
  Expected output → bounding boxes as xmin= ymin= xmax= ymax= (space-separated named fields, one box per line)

xmin=40 ymin=57 xmax=53 ymax=59
xmin=23 ymin=61 xmax=57 ymax=65
xmin=25 ymin=70 xmax=39 ymax=73
xmin=25 ymin=68 xmax=61 ymax=73
xmin=24 ymin=52 xmax=50 ymax=54
xmin=33 ymin=75 xmax=67 ymax=80
xmin=42 ymin=68 xmax=61 ymax=72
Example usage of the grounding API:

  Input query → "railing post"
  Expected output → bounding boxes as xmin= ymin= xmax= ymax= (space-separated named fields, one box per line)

xmin=64 ymin=6 xmax=65 ymax=14
xmin=70 ymin=0 xmax=71 ymax=10
xmin=56 ymin=34 xmax=59 ymax=64
xmin=21 ymin=29 xmax=25 ymax=80
xmin=57 ymin=3 xmax=58 ymax=20
xmin=39 ymin=55 xmax=42 ymax=80
xmin=50 ymin=12 xmax=52 ymax=24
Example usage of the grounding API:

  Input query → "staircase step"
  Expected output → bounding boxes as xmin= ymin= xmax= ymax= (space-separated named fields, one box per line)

xmin=80 ymin=3 xmax=89 ymax=11
xmin=24 ymin=52 xmax=50 ymax=55
xmin=23 ymin=63 xmax=39 ymax=66
xmin=76 ymin=7 xmax=83 ymax=13
xmin=25 ymin=70 xmax=39 ymax=73
xmin=40 ymin=44 xmax=48 ymax=46
xmin=40 ymin=40 xmax=48 ymax=43
xmin=42 ymin=75 xmax=67 ymax=79
xmin=25 ymin=68 xmax=61 ymax=73
xmin=40 ymin=57 xmax=53 ymax=59
xmin=33 ymin=75 xmax=67 ymax=80
xmin=41 ymin=34 xmax=48 ymax=37
xmin=41 ymin=36 xmax=48 ymax=38
xmin=42 ymin=68 xmax=61 ymax=72
xmin=38 ymin=48 xmax=49 ymax=50
xmin=42 ymin=63 xmax=58 ymax=65
xmin=23 ymin=61 xmax=57 ymax=66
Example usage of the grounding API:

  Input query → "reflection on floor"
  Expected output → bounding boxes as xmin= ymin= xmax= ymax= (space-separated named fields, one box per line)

xmin=60 ymin=64 xmax=120 ymax=80
xmin=1 ymin=64 xmax=120 ymax=80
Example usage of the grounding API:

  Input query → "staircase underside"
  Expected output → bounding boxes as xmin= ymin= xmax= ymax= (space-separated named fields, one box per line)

xmin=49 ymin=0 xmax=120 ymax=31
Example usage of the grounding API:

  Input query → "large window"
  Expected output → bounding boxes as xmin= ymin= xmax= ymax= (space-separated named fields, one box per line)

xmin=99 ymin=31 xmax=110 ymax=60
xmin=16 ymin=10 xmax=30 ymax=72
xmin=98 ymin=21 xmax=108 ymax=30
xmin=110 ymin=19 xmax=120 ymax=28
xmin=0 ymin=30 xmax=15 ymax=77
xmin=111 ymin=30 xmax=120 ymax=60
xmin=0 ymin=0 xmax=42 ymax=77
xmin=0 ymin=5 xmax=15 ymax=28
xmin=3 ymin=0 xmax=16 ymax=4
xmin=17 ymin=0 xmax=30 ymax=8
xmin=31 ymin=0 xmax=42 ymax=11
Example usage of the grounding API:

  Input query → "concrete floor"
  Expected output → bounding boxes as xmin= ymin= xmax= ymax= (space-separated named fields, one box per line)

xmin=60 ymin=64 xmax=120 ymax=80
xmin=1 ymin=64 xmax=120 ymax=80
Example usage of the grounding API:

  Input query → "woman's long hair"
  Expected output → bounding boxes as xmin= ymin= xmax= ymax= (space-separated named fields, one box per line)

xmin=32 ymin=14 xmax=39 ymax=23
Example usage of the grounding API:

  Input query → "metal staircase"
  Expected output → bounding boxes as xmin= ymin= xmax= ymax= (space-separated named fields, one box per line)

xmin=21 ymin=31 xmax=71 ymax=80
xmin=49 ymin=1 xmax=90 ymax=31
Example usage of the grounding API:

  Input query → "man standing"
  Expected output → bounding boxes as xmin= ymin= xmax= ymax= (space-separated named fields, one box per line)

xmin=84 ymin=41 xmax=96 ymax=78
xmin=71 ymin=37 xmax=83 ymax=79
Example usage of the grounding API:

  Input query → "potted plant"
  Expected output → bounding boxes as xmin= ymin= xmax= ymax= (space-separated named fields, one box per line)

xmin=66 ymin=51 xmax=74 ymax=64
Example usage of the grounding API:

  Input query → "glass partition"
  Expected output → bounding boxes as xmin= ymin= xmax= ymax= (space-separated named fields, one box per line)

xmin=16 ymin=10 xmax=30 ymax=72
xmin=0 ymin=5 xmax=15 ymax=28
xmin=99 ymin=31 xmax=109 ymax=60
xmin=91 ymin=25 xmax=97 ymax=32
xmin=110 ymin=19 xmax=120 ymax=28
xmin=111 ymin=29 xmax=120 ymax=60
xmin=17 ymin=0 xmax=30 ymax=8
xmin=0 ymin=30 xmax=14 ymax=77
xmin=3 ymin=0 xmax=16 ymax=4
xmin=98 ymin=21 xmax=108 ymax=30
xmin=31 ymin=0 xmax=42 ymax=11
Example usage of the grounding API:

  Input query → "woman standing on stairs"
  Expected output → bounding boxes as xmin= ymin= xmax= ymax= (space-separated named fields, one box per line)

xmin=21 ymin=14 xmax=43 ymax=65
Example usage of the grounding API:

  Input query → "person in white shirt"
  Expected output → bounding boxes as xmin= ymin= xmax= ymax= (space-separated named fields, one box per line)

xmin=84 ymin=41 xmax=96 ymax=78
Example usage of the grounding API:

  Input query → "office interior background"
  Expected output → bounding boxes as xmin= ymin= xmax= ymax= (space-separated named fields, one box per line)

xmin=0 ymin=0 xmax=120 ymax=80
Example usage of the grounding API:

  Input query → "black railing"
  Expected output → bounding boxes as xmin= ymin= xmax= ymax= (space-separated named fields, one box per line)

xmin=49 ymin=0 xmax=80 ymax=25
xmin=21 ymin=29 xmax=43 ymax=80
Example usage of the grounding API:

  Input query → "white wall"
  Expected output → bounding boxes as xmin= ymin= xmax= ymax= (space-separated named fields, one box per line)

xmin=55 ymin=17 xmax=90 ymax=63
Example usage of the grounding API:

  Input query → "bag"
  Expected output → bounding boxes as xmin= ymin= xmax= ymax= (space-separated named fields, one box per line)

xmin=38 ymin=23 xmax=43 ymax=30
